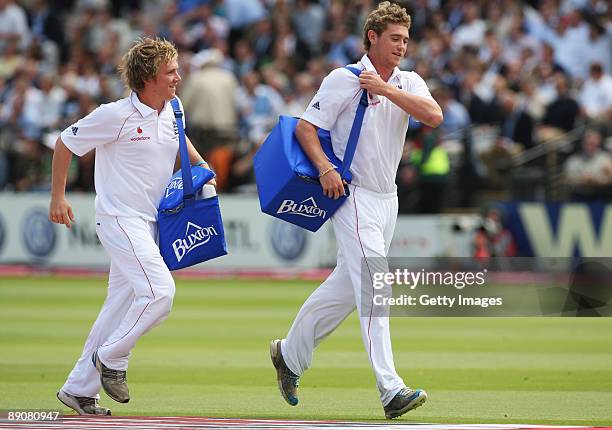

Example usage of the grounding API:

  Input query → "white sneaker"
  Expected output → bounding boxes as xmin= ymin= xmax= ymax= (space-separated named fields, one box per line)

xmin=57 ymin=390 xmax=111 ymax=415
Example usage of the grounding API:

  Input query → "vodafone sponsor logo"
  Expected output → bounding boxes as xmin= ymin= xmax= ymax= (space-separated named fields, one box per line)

xmin=130 ymin=126 xmax=151 ymax=142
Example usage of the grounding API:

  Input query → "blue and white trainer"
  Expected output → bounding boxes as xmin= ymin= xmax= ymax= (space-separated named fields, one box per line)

xmin=270 ymin=339 xmax=300 ymax=406
xmin=384 ymin=387 xmax=428 ymax=419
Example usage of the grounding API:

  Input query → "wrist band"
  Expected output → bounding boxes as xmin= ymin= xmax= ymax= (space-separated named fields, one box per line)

xmin=194 ymin=161 xmax=207 ymax=167
xmin=318 ymin=166 xmax=335 ymax=178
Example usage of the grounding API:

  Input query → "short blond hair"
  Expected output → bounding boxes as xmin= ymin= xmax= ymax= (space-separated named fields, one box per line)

xmin=363 ymin=2 xmax=411 ymax=51
xmin=118 ymin=37 xmax=178 ymax=92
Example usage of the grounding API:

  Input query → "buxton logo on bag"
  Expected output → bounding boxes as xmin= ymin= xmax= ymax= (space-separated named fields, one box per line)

xmin=172 ymin=221 xmax=219 ymax=262
xmin=276 ymin=197 xmax=327 ymax=219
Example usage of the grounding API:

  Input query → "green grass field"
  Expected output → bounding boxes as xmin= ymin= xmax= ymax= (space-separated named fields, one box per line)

xmin=0 ymin=276 xmax=611 ymax=425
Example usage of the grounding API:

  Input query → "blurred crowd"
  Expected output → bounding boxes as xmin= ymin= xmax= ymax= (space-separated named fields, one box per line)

xmin=0 ymin=0 xmax=611 ymax=212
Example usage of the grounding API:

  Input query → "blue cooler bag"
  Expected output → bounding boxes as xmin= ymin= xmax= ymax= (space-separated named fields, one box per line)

xmin=157 ymin=98 xmax=227 ymax=271
xmin=254 ymin=67 xmax=368 ymax=232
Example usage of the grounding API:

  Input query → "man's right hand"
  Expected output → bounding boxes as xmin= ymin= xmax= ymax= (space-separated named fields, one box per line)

xmin=320 ymin=169 xmax=346 ymax=200
xmin=49 ymin=196 xmax=75 ymax=229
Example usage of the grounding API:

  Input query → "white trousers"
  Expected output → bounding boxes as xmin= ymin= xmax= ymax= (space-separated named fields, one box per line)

xmin=62 ymin=215 xmax=175 ymax=398
xmin=281 ymin=185 xmax=404 ymax=406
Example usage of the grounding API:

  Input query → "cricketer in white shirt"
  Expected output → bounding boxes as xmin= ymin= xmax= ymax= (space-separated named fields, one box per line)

xmin=273 ymin=8 xmax=443 ymax=419
xmin=50 ymin=38 xmax=211 ymax=414
xmin=60 ymin=92 xmax=185 ymax=221
xmin=302 ymin=54 xmax=435 ymax=194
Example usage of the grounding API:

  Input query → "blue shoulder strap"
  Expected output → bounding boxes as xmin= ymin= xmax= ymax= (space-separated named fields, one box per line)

xmin=340 ymin=66 xmax=368 ymax=179
xmin=170 ymin=98 xmax=194 ymax=202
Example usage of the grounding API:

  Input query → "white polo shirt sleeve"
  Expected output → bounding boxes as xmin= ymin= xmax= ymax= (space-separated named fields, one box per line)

xmin=60 ymin=103 xmax=123 ymax=157
xmin=403 ymin=71 xmax=435 ymax=100
xmin=302 ymin=68 xmax=357 ymax=130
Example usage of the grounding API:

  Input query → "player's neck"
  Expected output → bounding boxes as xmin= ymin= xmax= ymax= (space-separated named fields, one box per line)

xmin=136 ymin=90 xmax=165 ymax=114
xmin=366 ymin=52 xmax=393 ymax=82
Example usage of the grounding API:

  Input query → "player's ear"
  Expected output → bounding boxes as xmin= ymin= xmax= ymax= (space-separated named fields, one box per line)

xmin=367 ymin=29 xmax=378 ymax=46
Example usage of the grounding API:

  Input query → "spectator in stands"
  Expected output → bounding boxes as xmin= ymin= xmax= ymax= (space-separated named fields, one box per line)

xmin=0 ymin=36 xmax=23 ymax=80
xmin=22 ymin=72 xmax=66 ymax=135
xmin=549 ymin=10 xmax=589 ymax=78
xmin=270 ymin=18 xmax=306 ymax=70
xmin=292 ymin=0 xmax=326 ymax=58
xmin=564 ymin=128 xmax=612 ymax=196
xmin=88 ymin=6 xmax=132 ymax=56
xmin=520 ymin=78 xmax=545 ymax=121
xmin=459 ymin=69 xmax=492 ymax=124
xmin=236 ymin=70 xmax=285 ymax=146
xmin=28 ymin=0 xmax=67 ymax=62
xmin=434 ymin=84 xmax=470 ymax=140
xmin=473 ymin=207 xmax=516 ymax=261
xmin=0 ymin=74 xmax=28 ymax=130
xmin=0 ymin=0 xmax=30 ymax=51
xmin=182 ymin=48 xmax=239 ymax=190
xmin=176 ymin=0 xmax=209 ymax=15
xmin=232 ymin=38 xmax=256 ymax=79
xmin=498 ymin=88 xmax=534 ymax=149
xmin=579 ymin=62 xmax=612 ymax=124
xmin=224 ymin=0 xmax=266 ymax=48
xmin=424 ymin=35 xmax=450 ymax=77
xmin=479 ymin=31 xmax=504 ymax=78
xmin=452 ymin=3 xmax=486 ymax=51
xmin=524 ymin=0 xmax=558 ymax=43
xmin=540 ymin=72 xmax=580 ymax=137
xmin=326 ymin=23 xmax=363 ymax=68
xmin=178 ymin=3 xmax=230 ymax=52
xmin=10 ymin=132 xmax=47 ymax=191
xmin=259 ymin=63 xmax=290 ymax=97
xmin=501 ymin=15 xmax=540 ymax=66
xmin=250 ymin=18 xmax=273 ymax=63
xmin=284 ymin=72 xmax=317 ymax=117
xmin=582 ymin=21 xmax=611 ymax=75
xmin=182 ymin=48 xmax=239 ymax=153
xmin=480 ymin=136 xmax=516 ymax=192
xmin=410 ymin=131 xmax=450 ymax=214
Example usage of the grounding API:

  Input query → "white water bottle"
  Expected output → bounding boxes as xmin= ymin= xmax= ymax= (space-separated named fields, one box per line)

xmin=196 ymin=184 xmax=217 ymax=200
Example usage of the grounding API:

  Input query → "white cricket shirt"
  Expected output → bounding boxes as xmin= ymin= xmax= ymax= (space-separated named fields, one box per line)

xmin=302 ymin=54 xmax=434 ymax=194
xmin=61 ymin=92 xmax=184 ymax=221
